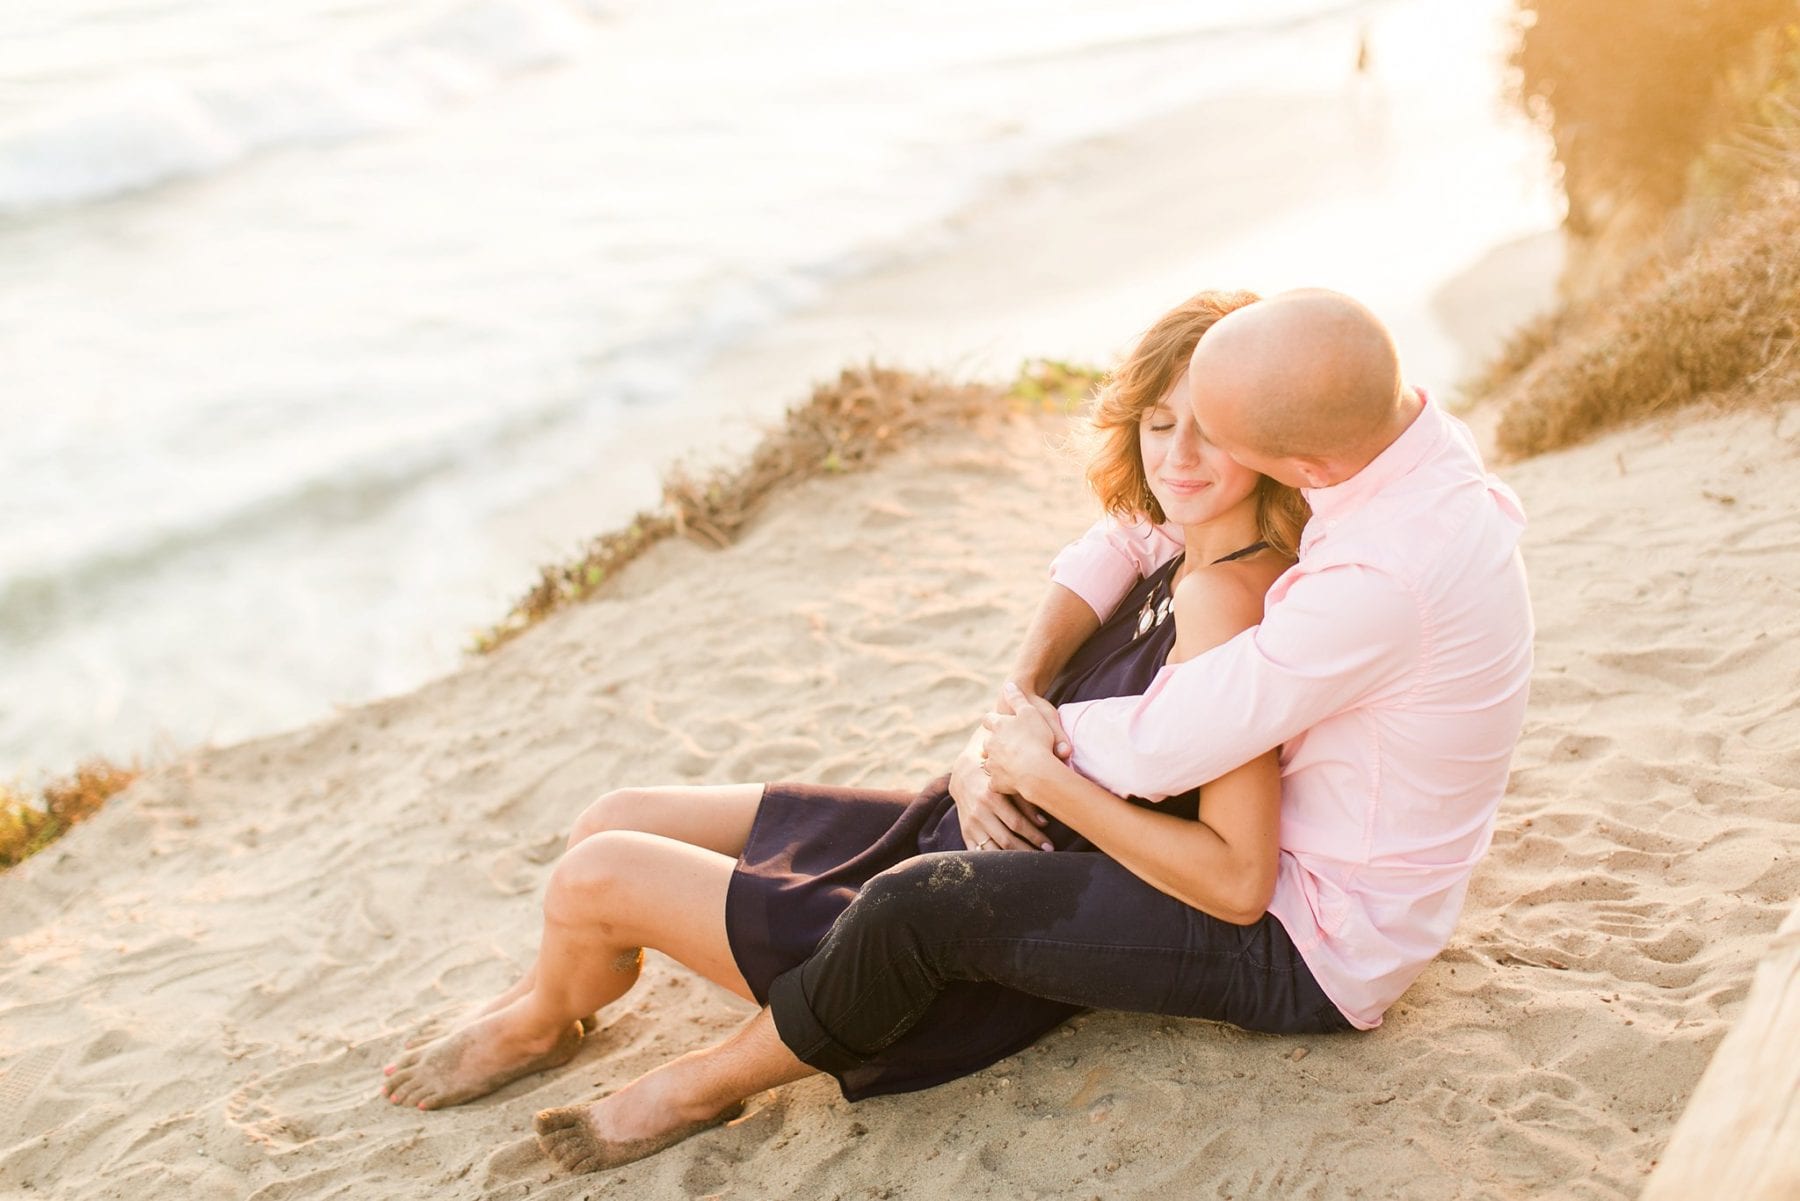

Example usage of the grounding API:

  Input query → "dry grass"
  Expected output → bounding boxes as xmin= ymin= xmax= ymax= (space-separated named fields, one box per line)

xmin=474 ymin=359 xmax=1102 ymax=652
xmin=1487 ymin=176 xmax=1800 ymax=459
xmin=1 ymin=760 xmax=139 ymax=871
xmin=1478 ymin=4 xmax=1800 ymax=458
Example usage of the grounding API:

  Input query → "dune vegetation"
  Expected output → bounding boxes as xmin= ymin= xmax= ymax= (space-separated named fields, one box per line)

xmin=1478 ymin=0 xmax=1800 ymax=457
xmin=0 ymin=761 xmax=138 ymax=870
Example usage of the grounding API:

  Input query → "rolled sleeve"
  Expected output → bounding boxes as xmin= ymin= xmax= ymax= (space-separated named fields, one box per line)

xmin=1060 ymin=564 xmax=1423 ymax=801
xmin=1048 ymin=515 xmax=1183 ymax=621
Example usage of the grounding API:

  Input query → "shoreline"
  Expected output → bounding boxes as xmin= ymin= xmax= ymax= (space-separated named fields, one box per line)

xmin=487 ymin=71 xmax=1562 ymax=560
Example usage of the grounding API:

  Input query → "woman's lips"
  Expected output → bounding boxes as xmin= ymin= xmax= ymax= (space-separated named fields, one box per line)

xmin=1160 ymin=479 xmax=1211 ymax=494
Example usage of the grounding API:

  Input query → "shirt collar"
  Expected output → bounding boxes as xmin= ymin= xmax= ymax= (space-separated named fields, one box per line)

xmin=1302 ymin=386 xmax=1444 ymax=527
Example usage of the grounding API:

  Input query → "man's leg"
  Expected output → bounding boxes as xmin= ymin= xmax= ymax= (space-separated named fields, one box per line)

xmin=767 ymin=849 xmax=1332 ymax=1075
xmin=382 ymin=830 xmax=756 ymax=1109
xmin=536 ymin=1007 xmax=813 ymax=1173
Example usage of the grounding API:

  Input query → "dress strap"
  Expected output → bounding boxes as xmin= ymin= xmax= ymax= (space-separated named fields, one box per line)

xmin=1209 ymin=539 xmax=1269 ymax=565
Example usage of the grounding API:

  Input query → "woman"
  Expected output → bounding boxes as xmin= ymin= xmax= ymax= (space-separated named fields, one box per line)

xmin=381 ymin=289 xmax=1347 ymax=1160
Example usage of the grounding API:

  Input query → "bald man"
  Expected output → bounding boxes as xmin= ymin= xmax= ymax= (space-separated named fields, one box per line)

xmin=531 ymin=290 xmax=1533 ymax=1174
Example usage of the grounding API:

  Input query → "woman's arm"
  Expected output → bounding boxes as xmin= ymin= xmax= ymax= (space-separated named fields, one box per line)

xmin=1003 ymin=744 xmax=1279 ymax=925
xmin=982 ymin=564 xmax=1282 ymax=924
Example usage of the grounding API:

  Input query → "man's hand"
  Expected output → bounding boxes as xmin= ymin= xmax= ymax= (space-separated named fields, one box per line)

xmin=1002 ymin=682 xmax=1071 ymax=761
xmin=980 ymin=683 xmax=1068 ymax=801
xmin=950 ymin=703 xmax=1053 ymax=853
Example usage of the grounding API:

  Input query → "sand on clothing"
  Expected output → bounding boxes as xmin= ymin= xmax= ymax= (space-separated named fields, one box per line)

xmin=3 ymin=369 xmax=1799 ymax=1198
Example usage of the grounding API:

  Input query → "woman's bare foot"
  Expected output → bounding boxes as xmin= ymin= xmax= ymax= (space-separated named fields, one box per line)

xmin=381 ymin=1003 xmax=584 ymax=1109
xmin=404 ymin=998 xmax=598 ymax=1050
xmin=533 ymin=1068 xmax=743 ymax=1174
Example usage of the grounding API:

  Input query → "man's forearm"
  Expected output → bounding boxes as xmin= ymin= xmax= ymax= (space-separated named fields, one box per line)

xmin=1005 ymin=582 xmax=1101 ymax=695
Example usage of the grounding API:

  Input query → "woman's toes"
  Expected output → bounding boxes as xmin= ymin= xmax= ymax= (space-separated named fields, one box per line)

xmin=384 ymin=1066 xmax=419 ymax=1105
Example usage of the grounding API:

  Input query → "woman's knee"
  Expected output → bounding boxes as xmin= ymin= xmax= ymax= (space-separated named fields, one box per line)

xmin=544 ymin=831 xmax=638 ymax=929
xmin=567 ymin=786 xmax=663 ymax=848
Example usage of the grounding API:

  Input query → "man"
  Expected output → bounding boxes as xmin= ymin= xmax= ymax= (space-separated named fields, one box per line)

xmin=533 ymin=289 xmax=1534 ymax=1172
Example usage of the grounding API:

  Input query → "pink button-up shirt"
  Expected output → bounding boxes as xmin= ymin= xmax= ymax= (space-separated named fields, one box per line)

xmin=1047 ymin=392 xmax=1532 ymax=1029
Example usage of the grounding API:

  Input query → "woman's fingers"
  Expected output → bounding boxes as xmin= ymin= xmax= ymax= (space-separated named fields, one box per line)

xmin=972 ymin=814 xmax=1038 ymax=852
xmin=1012 ymin=794 xmax=1050 ymax=828
xmin=981 ymin=794 xmax=1053 ymax=852
xmin=990 ymin=798 xmax=1037 ymax=843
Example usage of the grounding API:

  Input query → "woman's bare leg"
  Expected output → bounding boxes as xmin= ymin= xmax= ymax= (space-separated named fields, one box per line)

xmin=402 ymin=783 xmax=764 ymax=1046
xmin=382 ymin=829 xmax=755 ymax=1109
xmin=536 ymin=1007 xmax=814 ymax=1174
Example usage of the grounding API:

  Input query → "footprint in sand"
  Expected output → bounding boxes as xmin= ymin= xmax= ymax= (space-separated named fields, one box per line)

xmin=680 ymin=1101 xmax=784 ymax=1194
xmin=479 ymin=1135 xmax=546 ymax=1189
xmin=0 ymin=1046 xmax=63 ymax=1142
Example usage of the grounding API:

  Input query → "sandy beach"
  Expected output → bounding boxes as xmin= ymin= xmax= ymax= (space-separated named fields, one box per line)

xmin=5 ymin=311 xmax=1799 ymax=1197
xmin=11 ymin=0 xmax=1800 ymax=1194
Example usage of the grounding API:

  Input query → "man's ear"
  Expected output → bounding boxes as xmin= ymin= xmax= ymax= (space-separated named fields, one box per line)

xmin=1288 ymin=457 xmax=1338 ymax=489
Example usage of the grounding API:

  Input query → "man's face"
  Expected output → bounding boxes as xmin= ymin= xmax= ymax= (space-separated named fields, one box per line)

xmin=1188 ymin=374 xmax=1311 ymax=490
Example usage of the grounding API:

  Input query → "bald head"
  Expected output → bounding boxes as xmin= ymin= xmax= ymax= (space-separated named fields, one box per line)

xmin=1190 ymin=289 xmax=1405 ymax=468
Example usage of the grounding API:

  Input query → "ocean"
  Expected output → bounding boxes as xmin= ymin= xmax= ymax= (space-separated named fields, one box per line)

xmin=0 ymin=0 xmax=1556 ymax=781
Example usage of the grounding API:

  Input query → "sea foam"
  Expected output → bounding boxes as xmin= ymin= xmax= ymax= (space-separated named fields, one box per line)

xmin=0 ymin=0 xmax=597 ymax=219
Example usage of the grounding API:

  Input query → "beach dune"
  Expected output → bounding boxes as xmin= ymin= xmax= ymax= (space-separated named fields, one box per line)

xmin=3 ymin=382 xmax=1798 ymax=1199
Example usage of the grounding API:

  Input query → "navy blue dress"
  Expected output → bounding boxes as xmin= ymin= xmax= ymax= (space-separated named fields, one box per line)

xmin=726 ymin=550 xmax=1215 ymax=1098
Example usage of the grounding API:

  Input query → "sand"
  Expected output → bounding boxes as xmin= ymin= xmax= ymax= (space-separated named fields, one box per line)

xmin=4 ymin=365 xmax=1799 ymax=1198
xmin=2 ymin=39 xmax=1792 ymax=1195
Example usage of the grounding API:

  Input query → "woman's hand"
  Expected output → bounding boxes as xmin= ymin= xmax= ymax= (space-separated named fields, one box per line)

xmin=950 ymin=705 xmax=1053 ymax=853
xmin=979 ymin=684 xmax=1069 ymax=803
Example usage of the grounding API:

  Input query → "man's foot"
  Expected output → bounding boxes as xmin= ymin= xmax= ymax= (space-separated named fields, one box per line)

xmin=381 ymin=1005 xmax=584 ymax=1109
xmin=533 ymin=1070 xmax=744 ymax=1174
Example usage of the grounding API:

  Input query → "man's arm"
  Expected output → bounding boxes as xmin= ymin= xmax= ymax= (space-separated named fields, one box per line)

xmin=1005 ymin=582 xmax=1100 ymax=699
xmin=1046 ymin=514 xmax=1183 ymax=624
xmin=1057 ymin=564 xmax=1423 ymax=802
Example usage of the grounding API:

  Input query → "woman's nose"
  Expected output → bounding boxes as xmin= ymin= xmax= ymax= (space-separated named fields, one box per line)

xmin=1168 ymin=431 xmax=1203 ymax=467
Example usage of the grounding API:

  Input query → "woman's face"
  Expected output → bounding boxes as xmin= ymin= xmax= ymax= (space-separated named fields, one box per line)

xmin=1139 ymin=371 xmax=1263 ymax=527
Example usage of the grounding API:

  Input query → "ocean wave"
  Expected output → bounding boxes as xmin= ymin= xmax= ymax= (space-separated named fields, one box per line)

xmin=0 ymin=385 xmax=595 ymax=646
xmin=0 ymin=0 xmax=600 ymax=220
